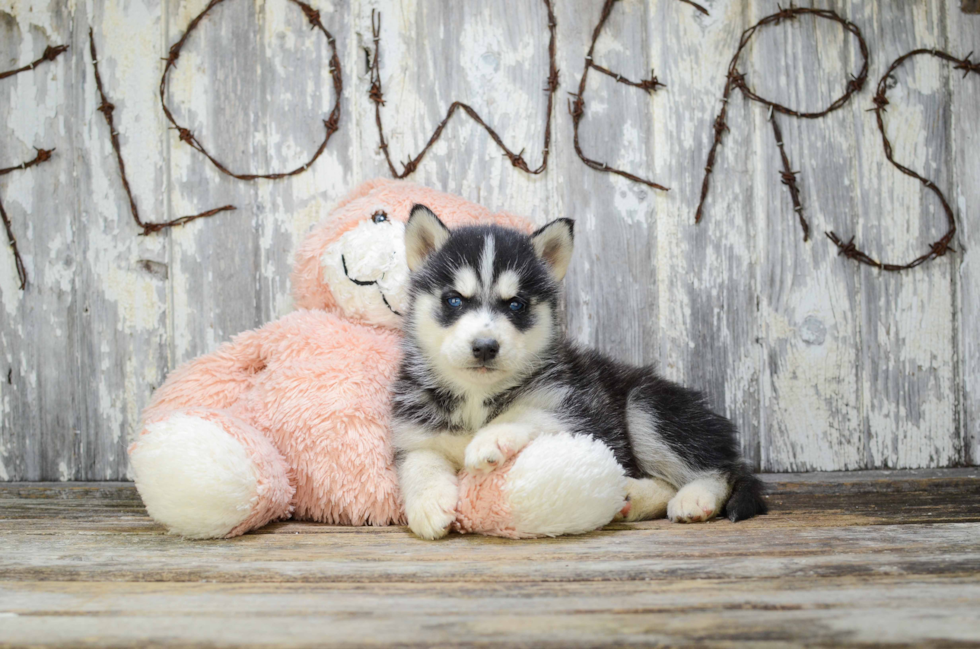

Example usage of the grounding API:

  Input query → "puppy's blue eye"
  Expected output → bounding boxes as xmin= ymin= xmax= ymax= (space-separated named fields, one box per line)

xmin=508 ymin=299 xmax=526 ymax=312
xmin=446 ymin=296 xmax=463 ymax=308
xmin=371 ymin=212 xmax=388 ymax=223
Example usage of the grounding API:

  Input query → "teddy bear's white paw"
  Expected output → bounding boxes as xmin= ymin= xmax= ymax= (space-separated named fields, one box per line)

xmin=406 ymin=486 xmax=458 ymax=540
xmin=667 ymin=478 xmax=729 ymax=523
xmin=131 ymin=413 xmax=259 ymax=539
xmin=464 ymin=423 xmax=532 ymax=473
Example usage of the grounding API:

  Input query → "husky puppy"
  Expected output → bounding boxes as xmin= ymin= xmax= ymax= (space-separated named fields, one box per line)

xmin=391 ymin=205 xmax=767 ymax=539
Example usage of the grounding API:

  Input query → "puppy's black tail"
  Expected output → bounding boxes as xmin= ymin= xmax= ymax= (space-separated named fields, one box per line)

xmin=724 ymin=466 xmax=768 ymax=522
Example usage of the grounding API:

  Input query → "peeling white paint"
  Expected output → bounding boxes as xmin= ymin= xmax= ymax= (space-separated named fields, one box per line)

xmin=1 ymin=0 xmax=978 ymax=479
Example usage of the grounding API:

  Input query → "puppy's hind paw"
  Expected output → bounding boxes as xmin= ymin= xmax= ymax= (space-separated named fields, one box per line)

xmin=667 ymin=483 xmax=723 ymax=524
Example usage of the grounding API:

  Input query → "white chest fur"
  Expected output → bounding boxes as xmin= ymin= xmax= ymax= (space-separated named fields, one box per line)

xmin=449 ymin=392 xmax=492 ymax=433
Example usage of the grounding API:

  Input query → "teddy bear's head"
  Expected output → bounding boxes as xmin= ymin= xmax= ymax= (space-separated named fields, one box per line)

xmin=291 ymin=179 xmax=533 ymax=328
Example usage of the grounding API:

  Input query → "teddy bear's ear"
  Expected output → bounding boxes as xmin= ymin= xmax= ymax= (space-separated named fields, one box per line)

xmin=530 ymin=218 xmax=574 ymax=281
xmin=405 ymin=204 xmax=450 ymax=272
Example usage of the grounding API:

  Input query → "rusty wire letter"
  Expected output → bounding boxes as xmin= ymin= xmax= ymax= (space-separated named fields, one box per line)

xmin=0 ymin=44 xmax=69 ymax=290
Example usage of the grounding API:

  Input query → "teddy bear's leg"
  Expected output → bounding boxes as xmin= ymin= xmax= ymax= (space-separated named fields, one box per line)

xmin=456 ymin=432 xmax=628 ymax=538
xmin=130 ymin=408 xmax=294 ymax=539
xmin=140 ymin=328 xmax=268 ymax=423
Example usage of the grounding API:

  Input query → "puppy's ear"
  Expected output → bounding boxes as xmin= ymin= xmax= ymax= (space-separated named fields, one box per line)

xmin=405 ymin=204 xmax=450 ymax=272
xmin=530 ymin=218 xmax=574 ymax=281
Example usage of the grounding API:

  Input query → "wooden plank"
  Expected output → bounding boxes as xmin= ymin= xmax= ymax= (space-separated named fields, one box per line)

xmin=2 ymin=519 xmax=979 ymax=583
xmin=0 ymin=476 xmax=979 ymax=646
xmin=843 ymin=1 xmax=959 ymax=469
xmin=165 ymin=0 xmax=264 ymax=367
xmin=3 ymin=471 xmax=977 ymax=535
xmin=0 ymin=5 xmax=79 ymax=481
xmin=362 ymin=0 xmax=556 ymax=225
xmin=254 ymin=0 xmax=352 ymax=322
xmin=2 ymin=577 xmax=979 ymax=647
xmin=556 ymin=0 xmax=660 ymax=368
xmin=948 ymin=1 xmax=980 ymax=466
xmin=1 ymin=0 xmax=979 ymax=479
xmin=746 ymin=2 xmax=864 ymax=471
xmin=648 ymin=0 xmax=762 ymax=467
xmin=71 ymin=1 xmax=173 ymax=481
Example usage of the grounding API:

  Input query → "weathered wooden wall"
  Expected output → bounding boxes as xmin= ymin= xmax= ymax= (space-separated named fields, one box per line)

xmin=0 ymin=0 xmax=977 ymax=480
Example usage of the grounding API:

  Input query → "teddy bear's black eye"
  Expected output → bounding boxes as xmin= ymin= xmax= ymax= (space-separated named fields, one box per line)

xmin=371 ymin=211 xmax=388 ymax=224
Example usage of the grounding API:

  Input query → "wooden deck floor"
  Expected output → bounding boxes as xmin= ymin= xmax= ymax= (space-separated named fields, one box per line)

xmin=2 ymin=470 xmax=980 ymax=647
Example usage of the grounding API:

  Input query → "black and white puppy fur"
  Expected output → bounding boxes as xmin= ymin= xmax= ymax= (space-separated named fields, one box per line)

xmin=391 ymin=205 xmax=767 ymax=539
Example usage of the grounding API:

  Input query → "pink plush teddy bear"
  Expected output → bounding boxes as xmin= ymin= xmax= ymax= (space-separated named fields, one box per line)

xmin=130 ymin=179 xmax=627 ymax=539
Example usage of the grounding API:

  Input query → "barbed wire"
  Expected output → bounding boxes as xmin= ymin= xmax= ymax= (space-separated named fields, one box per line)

xmin=827 ymin=49 xmax=980 ymax=271
xmin=0 ymin=45 xmax=68 ymax=81
xmin=367 ymin=0 xmax=558 ymax=178
xmin=159 ymin=0 xmax=343 ymax=181
xmin=0 ymin=197 xmax=26 ymax=290
xmin=89 ymin=29 xmax=236 ymax=236
xmin=695 ymin=6 xmax=869 ymax=242
xmin=0 ymin=44 xmax=68 ymax=290
xmin=569 ymin=0 xmax=707 ymax=191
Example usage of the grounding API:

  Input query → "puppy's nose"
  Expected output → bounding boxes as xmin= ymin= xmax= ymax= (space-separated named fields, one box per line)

xmin=471 ymin=338 xmax=500 ymax=363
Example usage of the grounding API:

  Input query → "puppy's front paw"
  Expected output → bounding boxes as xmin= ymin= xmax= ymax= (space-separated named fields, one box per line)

xmin=406 ymin=486 xmax=458 ymax=540
xmin=667 ymin=484 xmax=721 ymax=523
xmin=464 ymin=424 xmax=530 ymax=473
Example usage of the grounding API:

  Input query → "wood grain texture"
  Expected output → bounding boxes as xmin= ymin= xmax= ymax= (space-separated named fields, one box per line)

xmin=1 ymin=473 xmax=979 ymax=646
xmin=746 ymin=2 xmax=864 ymax=471
xmin=647 ymin=1 xmax=763 ymax=467
xmin=0 ymin=4 xmax=79 ymax=481
xmin=948 ymin=0 xmax=980 ymax=466
xmin=0 ymin=0 xmax=978 ymax=479
xmin=846 ymin=1 xmax=959 ymax=469
xmin=559 ymin=0 xmax=660 ymax=372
